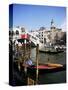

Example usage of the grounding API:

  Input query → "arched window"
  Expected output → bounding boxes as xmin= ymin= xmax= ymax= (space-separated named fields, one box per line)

xmin=21 ymin=27 xmax=25 ymax=32
xmin=12 ymin=31 xmax=14 ymax=36
xmin=16 ymin=30 xmax=19 ymax=35
xmin=9 ymin=31 xmax=12 ymax=36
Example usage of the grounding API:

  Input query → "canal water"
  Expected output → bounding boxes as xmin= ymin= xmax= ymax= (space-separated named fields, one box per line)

xmin=31 ymin=48 xmax=66 ymax=84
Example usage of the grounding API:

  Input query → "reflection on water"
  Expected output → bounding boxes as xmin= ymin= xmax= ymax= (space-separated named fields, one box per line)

xmin=39 ymin=71 xmax=66 ymax=84
xmin=31 ymin=48 xmax=66 ymax=65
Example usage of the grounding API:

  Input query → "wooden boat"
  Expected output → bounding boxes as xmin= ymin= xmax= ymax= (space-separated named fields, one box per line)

xmin=39 ymin=50 xmax=64 ymax=54
xmin=39 ymin=46 xmax=64 ymax=54
xmin=22 ymin=63 xmax=66 ymax=74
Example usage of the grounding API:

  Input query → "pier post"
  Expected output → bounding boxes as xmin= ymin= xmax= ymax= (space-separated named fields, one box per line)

xmin=24 ymin=39 xmax=27 ymax=74
xmin=29 ymin=41 xmax=31 ymax=58
xmin=36 ymin=44 xmax=39 ymax=84
xmin=16 ymin=43 xmax=21 ymax=71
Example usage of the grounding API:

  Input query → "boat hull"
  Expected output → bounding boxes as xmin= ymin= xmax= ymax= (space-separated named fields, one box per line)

xmin=39 ymin=50 xmax=64 ymax=54
xmin=26 ymin=64 xmax=66 ymax=74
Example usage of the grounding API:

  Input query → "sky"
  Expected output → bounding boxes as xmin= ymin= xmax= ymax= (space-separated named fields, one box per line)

xmin=9 ymin=4 xmax=66 ymax=31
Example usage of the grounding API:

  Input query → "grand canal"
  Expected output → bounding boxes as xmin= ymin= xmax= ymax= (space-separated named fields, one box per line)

xmin=9 ymin=46 xmax=66 ymax=85
xmin=31 ymin=48 xmax=66 ymax=84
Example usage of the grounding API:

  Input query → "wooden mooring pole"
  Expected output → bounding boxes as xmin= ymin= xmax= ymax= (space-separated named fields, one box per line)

xmin=16 ymin=43 xmax=21 ymax=71
xmin=24 ymin=39 xmax=27 ymax=73
xmin=36 ymin=44 xmax=39 ymax=84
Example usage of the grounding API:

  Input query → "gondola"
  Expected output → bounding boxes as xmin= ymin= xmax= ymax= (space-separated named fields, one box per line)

xmin=22 ymin=63 xmax=66 ymax=74
xmin=39 ymin=50 xmax=64 ymax=54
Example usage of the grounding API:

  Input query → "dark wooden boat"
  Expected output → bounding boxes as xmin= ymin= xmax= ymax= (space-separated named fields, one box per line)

xmin=22 ymin=63 xmax=66 ymax=74
xmin=39 ymin=50 xmax=64 ymax=54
